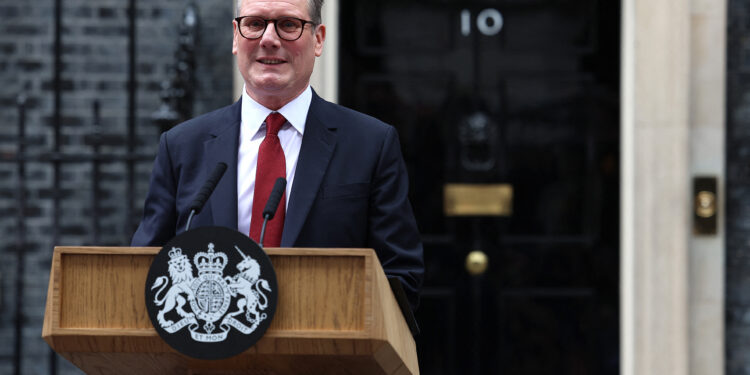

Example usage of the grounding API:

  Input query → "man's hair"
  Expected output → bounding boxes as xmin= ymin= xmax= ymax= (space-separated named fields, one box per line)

xmin=236 ymin=0 xmax=324 ymax=24
xmin=308 ymin=0 xmax=324 ymax=25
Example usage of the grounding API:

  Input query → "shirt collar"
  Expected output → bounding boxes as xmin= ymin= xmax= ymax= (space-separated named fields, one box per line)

xmin=240 ymin=86 xmax=311 ymax=136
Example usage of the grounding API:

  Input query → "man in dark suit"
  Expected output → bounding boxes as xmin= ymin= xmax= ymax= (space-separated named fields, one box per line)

xmin=132 ymin=0 xmax=423 ymax=310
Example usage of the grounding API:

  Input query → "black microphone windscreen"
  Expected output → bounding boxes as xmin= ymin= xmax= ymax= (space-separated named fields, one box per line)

xmin=263 ymin=177 xmax=287 ymax=219
xmin=189 ymin=162 xmax=228 ymax=214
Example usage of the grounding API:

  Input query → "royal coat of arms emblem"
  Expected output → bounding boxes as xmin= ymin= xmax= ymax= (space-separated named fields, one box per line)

xmin=145 ymin=226 xmax=278 ymax=359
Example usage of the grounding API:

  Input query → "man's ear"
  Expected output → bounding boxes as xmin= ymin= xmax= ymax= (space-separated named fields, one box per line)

xmin=314 ymin=24 xmax=326 ymax=57
xmin=232 ymin=20 xmax=239 ymax=55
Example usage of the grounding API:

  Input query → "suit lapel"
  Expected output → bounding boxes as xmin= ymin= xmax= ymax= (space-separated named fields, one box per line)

xmin=281 ymin=93 xmax=337 ymax=246
xmin=205 ymin=100 xmax=242 ymax=230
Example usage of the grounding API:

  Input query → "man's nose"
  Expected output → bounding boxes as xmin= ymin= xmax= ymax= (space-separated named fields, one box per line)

xmin=259 ymin=21 xmax=281 ymax=47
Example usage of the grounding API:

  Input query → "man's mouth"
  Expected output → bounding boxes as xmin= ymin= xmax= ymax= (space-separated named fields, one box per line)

xmin=258 ymin=58 xmax=286 ymax=65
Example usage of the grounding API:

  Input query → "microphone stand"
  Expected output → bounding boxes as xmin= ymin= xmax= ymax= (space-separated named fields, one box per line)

xmin=259 ymin=217 xmax=269 ymax=248
xmin=184 ymin=162 xmax=227 ymax=232
xmin=258 ymin=177 xmax=287 ymax=248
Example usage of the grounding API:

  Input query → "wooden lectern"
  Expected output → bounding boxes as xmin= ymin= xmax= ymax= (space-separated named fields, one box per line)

xmin=42 ymin=247 xmax=419 ymax=374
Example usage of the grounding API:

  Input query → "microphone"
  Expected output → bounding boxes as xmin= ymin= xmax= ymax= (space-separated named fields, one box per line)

xmin=259 ymin=177 xmax=286 ymax=247
xmin=185 ymin=162 xmax=227 ymax=231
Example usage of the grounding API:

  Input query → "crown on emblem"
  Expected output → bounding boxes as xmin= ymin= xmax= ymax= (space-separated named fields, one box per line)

xmin=167 ymin=247 xmax=188 ymax=265
xmin=194 ymin=243 xmax=228 ymax=276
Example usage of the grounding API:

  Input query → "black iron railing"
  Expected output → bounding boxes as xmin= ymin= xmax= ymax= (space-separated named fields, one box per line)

xmin=2 ymin=0 xmax=198 ymax=373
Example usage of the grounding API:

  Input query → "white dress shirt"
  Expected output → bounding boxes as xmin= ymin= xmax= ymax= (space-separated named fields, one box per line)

xmin=237 ymin=86 xmax=311 ymax=236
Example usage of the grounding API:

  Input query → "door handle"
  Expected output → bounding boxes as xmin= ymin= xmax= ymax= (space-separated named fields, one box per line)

xmin=466 ymin=250 xmax=489 ymax=276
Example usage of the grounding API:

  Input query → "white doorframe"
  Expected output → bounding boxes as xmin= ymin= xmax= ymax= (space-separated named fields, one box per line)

xmin=620 ymin=0 xmax=726 ymax=374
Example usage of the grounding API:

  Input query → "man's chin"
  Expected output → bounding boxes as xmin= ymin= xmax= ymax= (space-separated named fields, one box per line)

xmin=249 ymin=76 xmax=287 ymax=91
xmin=246 ymin=82 xmax=302 ymax=108
xmin=252 ymin=83 xmax=289 ymax=96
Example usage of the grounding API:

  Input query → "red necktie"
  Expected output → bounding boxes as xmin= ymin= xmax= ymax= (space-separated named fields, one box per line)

xmin=249 ymin=112 xmax=286 ymax=247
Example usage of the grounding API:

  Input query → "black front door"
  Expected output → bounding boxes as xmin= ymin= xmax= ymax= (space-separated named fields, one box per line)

xmin=339 ymin=1 xmax=620 ymax=373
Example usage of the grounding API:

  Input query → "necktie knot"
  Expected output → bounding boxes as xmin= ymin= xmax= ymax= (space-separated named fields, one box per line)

xmin=265 ymin=112 xmax=286 ymax=136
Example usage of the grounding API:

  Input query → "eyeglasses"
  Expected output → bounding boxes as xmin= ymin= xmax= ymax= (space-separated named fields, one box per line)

xmin=234 ymin=16 xmax=317 ymax=41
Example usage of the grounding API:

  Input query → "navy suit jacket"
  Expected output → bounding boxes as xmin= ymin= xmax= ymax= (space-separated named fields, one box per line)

xmin=132 ymin=91 xmax=424 ymax=310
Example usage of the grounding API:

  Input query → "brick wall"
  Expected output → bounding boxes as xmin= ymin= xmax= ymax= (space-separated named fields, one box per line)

xmin=727 ymin=0 xmax=750 ymax=373
xmin=0 ymin=0 xmax=233 ymax=373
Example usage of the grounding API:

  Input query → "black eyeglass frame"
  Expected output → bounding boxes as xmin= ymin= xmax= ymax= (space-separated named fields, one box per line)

xmin=234 ymin=16 xmax=318 ymax=41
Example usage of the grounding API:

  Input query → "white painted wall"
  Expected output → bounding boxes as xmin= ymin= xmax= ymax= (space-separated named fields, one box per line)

xmin=688 ymin=0 xmax=726 ymax=373
xmin=308 ymin=0 xmax=338 ymax=103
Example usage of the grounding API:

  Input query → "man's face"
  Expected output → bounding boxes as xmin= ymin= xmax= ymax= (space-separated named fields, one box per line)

xmin=233 ymin=0 xmax=325 ymax=109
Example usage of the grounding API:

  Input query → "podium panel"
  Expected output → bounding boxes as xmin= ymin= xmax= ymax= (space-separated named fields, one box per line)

xmin=43 ymin=247 xmax=418 ymax=375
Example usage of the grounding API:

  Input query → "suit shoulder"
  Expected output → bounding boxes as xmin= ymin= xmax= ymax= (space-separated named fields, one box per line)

xmin=312 ymin=97 xmax=394 ymax=136
xmin=163 ymin=101 xmax=241 ymax=144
